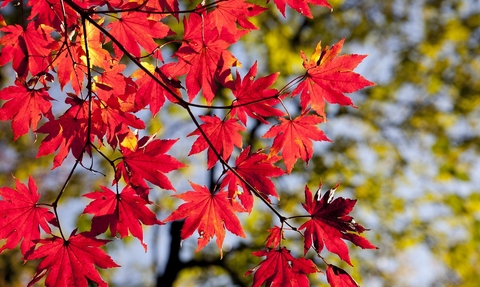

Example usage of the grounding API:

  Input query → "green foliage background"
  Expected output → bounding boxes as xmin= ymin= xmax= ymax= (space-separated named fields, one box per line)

xmin=1 ymin=0 xmax=480 ymax=286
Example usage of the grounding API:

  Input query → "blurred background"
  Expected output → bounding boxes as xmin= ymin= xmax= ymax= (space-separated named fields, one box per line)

xmin=1 ymin=0 xmax=479 ymax=286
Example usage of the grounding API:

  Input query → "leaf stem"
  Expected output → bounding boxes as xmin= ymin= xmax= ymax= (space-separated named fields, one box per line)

xmin=286 ymin=215 xmax=312 ymax=220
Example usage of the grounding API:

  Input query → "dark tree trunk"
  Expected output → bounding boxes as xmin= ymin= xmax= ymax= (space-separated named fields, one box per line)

xmin=155 ymin=220 xmax=184 ymax=287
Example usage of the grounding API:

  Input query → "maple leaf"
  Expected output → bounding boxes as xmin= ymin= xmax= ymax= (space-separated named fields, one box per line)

xmin=164 ymin=182 xmax=245 ymax=258
xmin=53 ymin=38 xmax=87 ymax=94
xmin=263 ymin=112 xmax=331 ymax=173
xmin=246 ymin=247 xmax=319 ymax=287
xmin=188 ymin=115 xmax=245 ymax=169
xmin=0 ymin=176 xmax=56 ymax=256
xmin=115 ymin=136 xmax=186 ymax=190
xmin=93 ymin=62 xmax=132 ymax=101
xmin=168 ymin=13 xmax=244 ymax=104
xmin=299 ymin=184 xmax=377 ymax=265
xmin=27 ymin=230 xmax=119 ymax=287
xmin=27 ymin=0 xmax=78 ymax=31
xmin=207 ymin=0 xmax=267 ymax=35
xmin=292 ymin=39 xmax=375 ymax=118
xmin=0 ymin=21 xmax=58 ymax=78
xmin=220 ymin=146 xmax=284 ymax=212
xmin=83 ymin=186 xmax=162 ymax=250
xmin=106 ymin=12 xmax=171 ymax=58
xmin=95 ymin=96 xmax=146 ymax=149
xmin=80 ymin=18 xmax=112 ymax=69
xmin=159 ymin=0 xmax=179 ymax=14
xmin=231 ymin=61 xmax=284 ymax=125
xmin=264 ymin=226 xmax=284 ymax=249
xmin=326 ymin=264 xmax=360 ymax=287
xmin=91 ymin=64 xmax=146 ymax=148
xmin=142 ymin=0 xmax=180 ymax=20
xmin=36 ymin=93 xmax=97 ymax=168
xmin=270 ymin=0 xmax=332 ymax=18
xmin=132 ymin=62 xmax=182 ymax=115
xmin=0 ymin=82 xmax=54 ymax=140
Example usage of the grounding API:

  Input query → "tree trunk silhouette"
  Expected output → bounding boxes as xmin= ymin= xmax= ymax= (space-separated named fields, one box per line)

xmin=155 ymin=220 xmax=184 ymax=287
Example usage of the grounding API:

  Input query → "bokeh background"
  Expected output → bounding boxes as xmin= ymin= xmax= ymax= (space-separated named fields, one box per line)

xmin=1 ymin=0 xmax=479 ymax=286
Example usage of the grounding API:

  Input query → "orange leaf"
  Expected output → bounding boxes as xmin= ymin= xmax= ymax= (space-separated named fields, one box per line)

xmin=164 ymin=182 xmax=245 ymax=258
xmin=106 ymin=12 xmax=171 ymax=58
xmin=0 ymin=22 xmax=58 ymax=78
xmin=263 ymin=112 xmax=331 ymax=173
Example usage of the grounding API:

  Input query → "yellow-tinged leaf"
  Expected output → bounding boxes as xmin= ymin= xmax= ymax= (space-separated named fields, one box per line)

xmin=131 ymin=61 xmax=156 ymax=78
xmin=80 ymin=18 xmax=111 ymax=69
xmin=120 ymin=130 xmax=138 ymax=151
xmin=0 ymin=14 xmax=6 ymax=27
xmin=310 ymin=41 xmax=323 ymax=65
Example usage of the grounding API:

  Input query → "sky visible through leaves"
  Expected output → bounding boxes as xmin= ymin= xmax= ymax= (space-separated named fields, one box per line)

xmin=1 ymin=0 xmax=480 ymax=286
xmin=0 ymin=28 xmax=459 ymax=287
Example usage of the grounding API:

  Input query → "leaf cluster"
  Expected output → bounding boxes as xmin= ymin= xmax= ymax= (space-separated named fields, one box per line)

xmin=0 ymin=0 xmax=376 ymax=286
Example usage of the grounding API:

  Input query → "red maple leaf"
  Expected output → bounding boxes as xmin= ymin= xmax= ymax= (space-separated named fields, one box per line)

xmin=0 ymin=176 xmax=56 ymax=256
xmin=164 ymin=182 xmax=245 ymax=258
xmin=26 ymin=230 xmax=119 ymax=287
xmin=94 ymin=94 xmax=146 ymax=149
xmin=168 ymin=13 xmax=244 ymax=103
xmin=82 ymin=185 xmax=162 ymax=250
xmin=207 ymin=0 xmax=267 ymax=35
xmin=27 ymin=0 xmax=78 ymax=31
xmin=263 ymin=112 xmax=331 ymax=173
xmin=53 ymin=38 xmax=87 ymax=94
xmin=270 ymin=0 xmax=332 ymax=18
xmin=143 ymin=0 xmax=179 ymax=19
xmin=132 ymin=63 xmax=182 ymax=116
xmin=159 ymin=0 xmax=179 ymax=14
xmin=220 ymin=146 xmax=284 ymax=212
xmin=299 ymin=184 xmax=377 ymax=265
xmin=188 ymin=115 xmax=245 ymax=169
xmin=326 ymin=264 xmax=360 ymax=287
xmin=0 ymin=21 xmax=58 ymax=78
xmin=246 ymin=247 xmax=319 ymax=287
xmin=231 ymin=61 xmax=284 ymax=125
xmin=93 ymin=62 xmax=133 ymax=101
xmin=264 ymin=226 xmax=284 ymax=249
xmin=0 ymin=81 xmax=54 ymax=140
xmin=106 ymin=12 xmax=171 ymax=58
xmin=115 ymin=136 xmax=186 ymax=190
xmin=292 ymin=39 xmax=375 ymax=118
xmin=36 ymin=93 xmax=96 ymax=168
